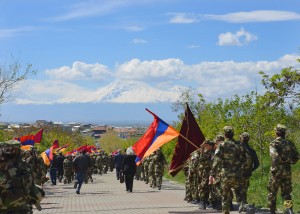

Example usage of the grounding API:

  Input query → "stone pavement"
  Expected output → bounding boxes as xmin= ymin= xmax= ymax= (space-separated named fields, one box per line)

xmin=33 ymin=171 xmax=268 ymax=214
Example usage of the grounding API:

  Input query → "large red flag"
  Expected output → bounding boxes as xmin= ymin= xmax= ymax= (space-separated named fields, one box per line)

xmin=169 ymin=103 xmax=205 ymax=177
xmin=34 ymin=129 xmax=43 ymax=143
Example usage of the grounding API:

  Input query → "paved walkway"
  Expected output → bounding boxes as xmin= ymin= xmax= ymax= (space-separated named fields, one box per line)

xmin=33 ymin=171 xmax=267 ymax=214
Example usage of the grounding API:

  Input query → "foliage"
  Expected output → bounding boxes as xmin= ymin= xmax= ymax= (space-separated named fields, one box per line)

xmin=166 ymin=58 xmax=300 ymax=212
xmin=99 ymin=130 xmax=128 ymax=153
xmin=0 ymin=57 xmax=36 ymax=106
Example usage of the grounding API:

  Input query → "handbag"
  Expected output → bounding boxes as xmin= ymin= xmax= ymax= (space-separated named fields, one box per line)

xmin=120 ymin=172 xmax=124 ymax=183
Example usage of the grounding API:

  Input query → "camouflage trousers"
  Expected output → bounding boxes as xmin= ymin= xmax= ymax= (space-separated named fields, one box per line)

xmin=221 ymin=176 xmax=243 ymax=214
xmin=198 ymin=167 xmax=210 ymax=202
xmin=267 ymin=171 xmax=292 ymax=207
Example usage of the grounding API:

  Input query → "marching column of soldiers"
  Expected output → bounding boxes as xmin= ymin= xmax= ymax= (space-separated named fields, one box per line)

xmin=134 ymin=148 xmax=167 ymax=190
xmin=184 ymin=125 xmax=299 ymax=214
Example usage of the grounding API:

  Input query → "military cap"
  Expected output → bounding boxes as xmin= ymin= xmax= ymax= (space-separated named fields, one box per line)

xmin=240 ymin=132 xmax=250 ymax=139
xmin=223 ymin=126 xmax=234 ymax=133
xmin=275 ymin=124 xmax=286 ymax=132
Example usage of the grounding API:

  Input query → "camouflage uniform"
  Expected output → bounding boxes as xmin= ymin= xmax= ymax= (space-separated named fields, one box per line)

xmin=188 ymin=150 xmax=200 ymax=203
xmin=210 ymin=126 xmax=248 ymax=214
xmin=0 ymin=140 xmax=45 ymax=214
xmin=183 ymin=164 xmax=191 ymax=202
xmin=154 ymin=148 xmax=166 ymax=190
xmin=35 ymin=155 xmax=48 ymax=186
xmin=209 ymin=135 xmax=224 ymax=210
xmin=148 ymin=152 xmax=157 ymax=188
xmin=96 ymin=154 xmax=103 ymax=175
xmin=143 ymin=157 xmax=150 ymax=184
xmin=238 ymin=132 xmax=260 ymax=212
xmin=267 ymin=124 xmax=300 ymax=214
xmin=197 ymin=140 xmax=215 ymax=209
xmin=63 ymin=155 xmax=73 ymax=184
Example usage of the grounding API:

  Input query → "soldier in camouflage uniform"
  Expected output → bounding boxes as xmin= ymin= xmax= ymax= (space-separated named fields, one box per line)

xmin=0 ymin=140 xmax=45 ymax=214
xmin=208 ymin=135 xmax=224 ymax=211
xmin=96 ymin=153 xmax=103 ymax=175
xmin=209 ymin=126 xmax=249 ymax=214
xmin=197 ymin=140 xmax=215 ymax=209
xmin=267 ymin=124 xmax=300 ymax=214
xmin=154 ymin=148 xmax=166 ymax=190
xmin=35 ymin=154 xmax=48 ymax=186
xmin=63 ymin=154 xmax=73 ymax=184
xmin=188 ymin=149 xmax=200 ymax=204
xmin=238 ymin=132 xmax=260 ymax=212
xmin=143 ymin=156 xmax=150 ymax=184
xmin=183 ymin=163 xmax=191 ymax=202
xmin=148 ymin=152 xmax=157 ymax=188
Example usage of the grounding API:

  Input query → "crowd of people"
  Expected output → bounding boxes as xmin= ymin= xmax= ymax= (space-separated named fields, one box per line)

xmin=0 ymin=123 xmax=299 ymax=214
xmin=184 ymin=124 xmax=299 ymax=214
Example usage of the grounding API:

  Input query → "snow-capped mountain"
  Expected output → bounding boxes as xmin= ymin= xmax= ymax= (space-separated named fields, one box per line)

xmin=95 ymin=80 xmax=182 ymax=103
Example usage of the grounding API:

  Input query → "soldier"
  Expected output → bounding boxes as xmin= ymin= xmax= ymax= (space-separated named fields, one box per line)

xmin=143 ymin=156 xmax=150 ymax=184
xmin=148 ymin=152 xmax=157 ymax=188
xmin=63 ymin=154 xmax=73 ymax=184
xmin=197 ymin=140 xmax=215 ymax=209
xmin=208 ymin=135 xmax=224 ymax=210
xmin=267 ymin=124 xmax=299 ymax=214
xmin=188 ymin=149 xmax=200 ymax=204
xmin=209 ymin=126 xmax=249 ymax=214
xmin=154 ymin=148 xmax=167 ymax=190
xmin=238 ymin=132 xmax=260 ymax=212
xmin=0 ymin=140 xmax=45 ymax=213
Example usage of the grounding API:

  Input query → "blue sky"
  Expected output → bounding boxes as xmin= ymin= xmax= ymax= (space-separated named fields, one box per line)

xmin=0 ymin=0 xmax=300 ymax=123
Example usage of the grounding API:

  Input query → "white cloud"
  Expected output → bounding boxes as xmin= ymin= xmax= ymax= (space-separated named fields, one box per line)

xmin=0 ymin=26 xmax=39 ymax=39
xmin=49 ymin=0 xmax=156 ymax=22
xmin=115 ymin=58 xmax=185 ymax=81
xmin=169 ymin=13 xmax=198 ymax=24
xmin=45 ymin=61 xmax=113 ymax=81
xmin=218 ymin=28 xmax=257 ymax=46
xmin=187 ymin=45 xmax=200 ymax=49
xmin=13 ymin=54 xmax=300 ymax=104
xmin=205 ymin=10 xmax=300 ymax=23
xmin=124 ymin=26 xmax=145 ymax=32
xmin=131 ymin=39 xmax=147 ymax=44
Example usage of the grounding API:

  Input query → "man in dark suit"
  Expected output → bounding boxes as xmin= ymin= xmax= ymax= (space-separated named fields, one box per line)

xmin=73 ymin=149 xmax=91 ymax=194
xmin=114 ymin=149 xmax=124 ymax=180
xmin=121 ymin=147 xmax=137 ymax=192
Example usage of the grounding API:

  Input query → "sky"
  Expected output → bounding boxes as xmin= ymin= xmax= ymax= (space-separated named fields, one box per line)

xmin=0 ymin=0 xmax=300 ymax=124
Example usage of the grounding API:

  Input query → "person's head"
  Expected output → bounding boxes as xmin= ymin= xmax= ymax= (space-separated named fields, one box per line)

xmin=240 ymin=132 xmax=250 ymax=143
xmin=214 ymin=134 xmax=224 ymax=143
xmin=126 ymin=146 xmax=135 ymax=155
xmin=58 ymin=151 xmax=63 ymax=156
xmin=275 ymin=124 xmax=286 ymax=138
xmin=223 ymin=126 xmax=234 ymax=139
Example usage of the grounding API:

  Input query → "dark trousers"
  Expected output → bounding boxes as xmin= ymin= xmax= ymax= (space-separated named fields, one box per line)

xmin=125 ymin=173 xmax=134 ymax=192
xmin=50 ymin=168 xmax=57 ymax=185
xmin=76 ymin=171 xmax=87 ymax=192
xmin=116 ymin=167 xmax=121 ymax=179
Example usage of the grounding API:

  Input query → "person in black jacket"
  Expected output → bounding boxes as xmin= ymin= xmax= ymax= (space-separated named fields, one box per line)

xmin=50 ymin=153 xmax=58 ymax=185
xmin=121 ymin=147 xmax=137 ymax=192
xmin=114 ymin=149 xmax=124 ymax=180
xmin=56 ymin=152 xmax=65 ymax=182
xmin=73 ymin=149 xmax=91 ymax=194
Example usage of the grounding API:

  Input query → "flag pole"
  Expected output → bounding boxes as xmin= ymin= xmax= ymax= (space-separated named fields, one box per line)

xmin=178 ymin=133 xmax=201 ymax=149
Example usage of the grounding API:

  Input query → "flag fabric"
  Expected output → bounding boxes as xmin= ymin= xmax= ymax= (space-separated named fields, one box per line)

xmin=41 ymin=139 xmax=60 ymax=166
xmin=16 ymin=129 xmax=43 ymax=146
xmin=56 ymin=143 xmax=69 ymax=153
xmin=132 ymin=108 xmax=179 ymax=165
xmin=41 ymin=146 xmax=55 ymax=166
xmin=17 ymin=135 xmax=35 ymax=146
xmin=169 ymin=103 xmax=205 ymax=177
xmin=21 ymin=145 xmax=34 ymax=151
xmin=34 ymin=129 xmax=43 ymax=143
xmin=52 ymin=139 xmax=59 ymax=149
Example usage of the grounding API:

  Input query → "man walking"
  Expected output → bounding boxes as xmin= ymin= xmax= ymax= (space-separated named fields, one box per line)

xmin=209 ymin=126 xmax=249 ymax=214
xmin=114 ymin=149 xmax=124 ymax=180
xmin=73 ymin=148 xmax=91 ymax=194
xmin=267 ymin=124 xmax=299 ymax=214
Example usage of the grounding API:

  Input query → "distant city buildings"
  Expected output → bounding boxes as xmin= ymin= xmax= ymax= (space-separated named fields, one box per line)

xmin=0 ymin=120 xmax=147 ymax=140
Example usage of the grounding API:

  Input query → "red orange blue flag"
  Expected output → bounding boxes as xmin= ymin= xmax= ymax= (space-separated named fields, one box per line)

xmin=15 ymin=129 xmax=43 ymax=146
xmin=132 ymin=108 xmax=179 ymax=165
xmin=41 ymin=139 xmax=60 ymax=166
